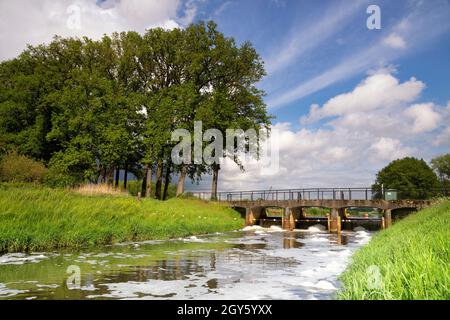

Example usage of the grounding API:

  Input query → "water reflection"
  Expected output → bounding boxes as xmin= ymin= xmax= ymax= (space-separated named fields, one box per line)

xmin=0 ymin=228 xmax=371 ymax=300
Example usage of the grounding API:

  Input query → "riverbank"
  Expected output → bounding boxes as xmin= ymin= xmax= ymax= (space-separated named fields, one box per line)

xmin=338 ymin=199 xmax=450 ymax=300
xmin=0 ymin=184 xmax=243 ymax=253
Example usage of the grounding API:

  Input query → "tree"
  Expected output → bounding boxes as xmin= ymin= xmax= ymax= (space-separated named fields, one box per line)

xmin=431 ymin=153 xmax=450 ymax=190
xmin=373 ymin=157 xmax=440 ymax=199
xmin=0 ymin=21 xmax=271 ymax=198
xmin=190 ymin=22 xmax=271 ymax=199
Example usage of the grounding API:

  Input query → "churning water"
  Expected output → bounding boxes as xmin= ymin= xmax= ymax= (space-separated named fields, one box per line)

xmin=0 ymin=226 xmax=371 ymax=300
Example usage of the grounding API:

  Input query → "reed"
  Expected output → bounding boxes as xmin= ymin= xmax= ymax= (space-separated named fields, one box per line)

xmin=338 ymin=199 xmax=450 ymax=300
xmin=0 ymin=183 xmax=243 ymax=253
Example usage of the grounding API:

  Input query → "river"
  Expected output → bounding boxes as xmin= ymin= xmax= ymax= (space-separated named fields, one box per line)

xmin=0 ymin=226 xmax=371 ymax=300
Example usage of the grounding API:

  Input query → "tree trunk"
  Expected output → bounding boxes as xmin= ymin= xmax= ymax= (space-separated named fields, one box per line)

xmin=96 ymin=168 xmax=102 ymax=184
xmin=107 ymin=167 xmax=114 ymax=186
xmin=114 ymin=167 xmax=120 ymax=189
xmin=155 ymin=160 xmax=163 ymax=200
xmin=146 ymin=165 xmax=153 ymax=197
xmin=163 ymin=161 xmax=172 ymax=200
xmin=176 ymin=165 xmax=187 ymax=197
xmin=211 ymin=163 xmax=220 ymax=200
xmin=123 ymin=164 xmax=128 ymax=190
xmin=141 ymin=166 xmax=149 ymax=197
xmin=101 ymin=167 xmax=107 ymax=184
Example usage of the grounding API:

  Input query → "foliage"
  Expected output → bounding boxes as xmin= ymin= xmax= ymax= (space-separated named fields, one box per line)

xmin=0 ymin=184 xmax=243 ymax=253
xmin=0 ymin=21 xmax=271 ymax=196
xmin=304 ymin=207 xmax=329 ymax=216
xmin=372 ymin=157 xmax=440 ymax=199
xmin=338 ymin=200 xmax=450 ymax=300
xmin=0 ymin=151 xmax=46 ymax=183
xmin=431 ymin=153 xmax=450 ymax=190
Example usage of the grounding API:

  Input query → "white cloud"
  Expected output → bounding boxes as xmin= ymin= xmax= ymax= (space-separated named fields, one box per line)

xmin=435 ymin=127 xmax=450 ymax=147
xmin=267 ymin=1 xmax=450 ymax=110
xmin=212 ymin=72 xmax=448 ymax=190
xmin=0 ymin=0 xmax=191 ymax=61
xmin=301 ymin=72 xmax=425 ymax=124
xmin=383 ymin=33 xmax=406 ymax=49
xmin=404 ymin=103 xmax=441 ymax=133
xmin=369 ymin=138 xmax=412 ymax=161
xmin=433 ymin=101 xmax=450 ymax=146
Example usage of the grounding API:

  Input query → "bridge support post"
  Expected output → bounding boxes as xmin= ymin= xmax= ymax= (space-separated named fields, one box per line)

xmin=383 ymin=209 xmax=392 ymax=228
xmin=329 ymin=208 xmax=341 ymax=233
xmin=245 ymin=207 xmax=263 ymax=226
xmin=245 ymin=208 xmax=254 ymax=226
xmin=282 ymin=207 xmax=294 ymax=231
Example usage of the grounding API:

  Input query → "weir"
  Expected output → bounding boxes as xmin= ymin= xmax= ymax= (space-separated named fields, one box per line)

xmin=191 ymin=187 xmax=434 ymax=233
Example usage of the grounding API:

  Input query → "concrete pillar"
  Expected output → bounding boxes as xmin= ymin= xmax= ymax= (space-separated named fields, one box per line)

xmin=245 ymin=207 xmax=263 ymax=226
xmin=282 ymin=207 xmax=294 ymax=231
xmin=384 ymin=209 xmax=392 ymax=228
xmin=329 ymin=208 xmax=341 ymax=233
xmin=245 ymin=208 xmax=254 ymax=226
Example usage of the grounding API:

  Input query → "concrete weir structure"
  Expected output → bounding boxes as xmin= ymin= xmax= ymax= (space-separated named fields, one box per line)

xmin=192 ymin=188 xmax=435 ymax=233
xmin=232 ymin=199 xmax=431 ymax=233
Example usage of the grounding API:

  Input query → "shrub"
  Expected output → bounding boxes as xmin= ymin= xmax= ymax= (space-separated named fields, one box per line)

xmin=43 ymin=167 xmax=82 ymax=188
xmin=43 ymin=149 xmax=97 ymax=188
xmin=0 ymin=151 xmax=47 ymax=183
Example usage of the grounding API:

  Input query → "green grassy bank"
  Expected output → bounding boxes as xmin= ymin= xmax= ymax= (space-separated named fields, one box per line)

xmin=0 ymin=184 xmax=243 ymax=253
xmin=338 ymin=200 xmax=450 ymax=300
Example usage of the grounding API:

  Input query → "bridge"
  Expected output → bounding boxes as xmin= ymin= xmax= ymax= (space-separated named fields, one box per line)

xmin=190 ymin=187 xmax=445 ymax=233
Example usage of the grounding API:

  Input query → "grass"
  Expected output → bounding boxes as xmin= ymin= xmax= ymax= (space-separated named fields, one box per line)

xmin=338 ymin=199 xmax=450 ymax=300
xmin=0 ymin=183 xmax=244 ymax=253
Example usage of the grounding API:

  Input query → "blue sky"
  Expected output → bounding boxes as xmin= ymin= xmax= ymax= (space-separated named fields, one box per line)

xmin=193 ymin=0 xmax=450 ymax=125
xmin=1 ymin=0 xmax=449 ymax=189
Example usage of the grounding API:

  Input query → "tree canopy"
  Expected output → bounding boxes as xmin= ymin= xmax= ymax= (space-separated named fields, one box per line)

xmin=373 ymin=157 xmax=440 ymax=199
xmin=0 ymin=21 xmax=271 ymax=198
xmin=431 ymin=153 xmax=450 ymax=189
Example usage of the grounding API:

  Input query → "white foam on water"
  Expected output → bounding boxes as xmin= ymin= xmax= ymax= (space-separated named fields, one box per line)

xmin=242 ymin=225 xmax=264 ymax=231
xmin=267 ymin=225 xmax=285 ymax=232
xmin=0 ymin=253 xmax=49 ymax=265
xmin=183 ymin=236 xmax=205 ymax=243
xmin=87 ymin=279 xmax=202 ymax=299
xmin=307 ymin=224 xmax=327 ymax=232
xmin=225 ymin=238 xmax=267 ymax=246
xmin=353 ymin=226 xmax=367 ymax=232
xmin=0 ymin=283 xmax=27 ymax=298
xmin=36 ymin=284 xmax=59 ymax=289
xmin=313 ymin=280 xmax=336 ymax=290
xmin=309 ymin=236 xmax=329 ymax=243
xmin=0 ymin=228 xmax=372 ymax=300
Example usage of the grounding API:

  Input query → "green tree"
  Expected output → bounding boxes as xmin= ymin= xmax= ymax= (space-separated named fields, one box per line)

xmin=0 ymin=21 xmax=271 ymax=197
xmin=190 ymin=22 xmax=271 ymax=199
xmin=373 ymin=157 xmax=440 ymax=199
xmin=431 ymin=153 xmax=450 ymax=190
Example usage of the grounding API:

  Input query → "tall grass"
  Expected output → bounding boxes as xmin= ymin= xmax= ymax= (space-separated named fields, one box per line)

xmin=338 ymin=199 xmax=450 ymax=300
xmin=0 ymin=184 xmax=243 ymax=253
xmin=116 ymin=180 xmax=178 ymax=198
xmin=74 ymin=183 xmax=128 ymax=196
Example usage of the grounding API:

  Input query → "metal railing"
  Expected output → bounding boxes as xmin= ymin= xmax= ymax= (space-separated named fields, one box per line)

xmin=189 ymin=187 xmax=450 ymax=202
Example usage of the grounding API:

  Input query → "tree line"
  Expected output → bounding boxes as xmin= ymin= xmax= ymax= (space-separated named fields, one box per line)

xmin=373 ymin=155 xmax=450 ymax=199
xmin=0 ymin=21 xmax=271 ymax=200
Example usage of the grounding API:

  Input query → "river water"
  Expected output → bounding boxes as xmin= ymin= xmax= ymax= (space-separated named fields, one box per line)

xmin=0 ymin=226 xmax=371 ymax=300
